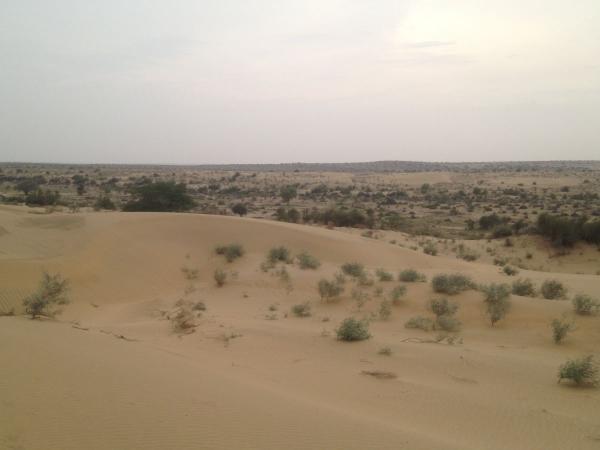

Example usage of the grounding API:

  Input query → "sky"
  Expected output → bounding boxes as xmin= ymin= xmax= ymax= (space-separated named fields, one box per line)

xmin=1 ymin=0 xmax=599 ymax=164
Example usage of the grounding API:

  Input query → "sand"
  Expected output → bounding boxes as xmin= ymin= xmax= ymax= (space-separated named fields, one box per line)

xmin=1 ymin=207 xmax=599 ymax=450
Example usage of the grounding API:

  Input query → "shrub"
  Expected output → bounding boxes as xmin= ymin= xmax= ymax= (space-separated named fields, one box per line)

xmin=423 ymin=242 xmax=438 ymax=256
xmin=171 ymin=305 xmax=197 ymax=334
xmin=23 ymin=272 xmax=70 ymax=319
xmin=572 ymin=294 xmax=600 ymax=315
xmin=378 ymin=300 xmax=392 ymax=320
xmin=214 ymin=269 xmax=227 ymax=287
xmin=268 ymin=246 xmax=292 ymax=264
xmin=318 ymin=278 xmax=344 ymax=301
xmin=215 ymin=243 xmax=245 ymax=263
xmin=435 ymin=315 xmax=461 ymax=332
xmin=336 ymin=318 xmax=371 ymax=341
xmin=512 ymin=278 xmax=536 ymax=297
xmin=405 ymin=316 xmax=434 ymax=331
xmin=551 ymin=318 xmax=575 ymax=344
xmin=398 ymin=269 xmax=426 ymax=282
xmin=291 ymin=302 xmax=311 ymax=317
xmin=502 ymin=265 xmax=519 ymax=276
xmin=231 ymin=203 xmax=247 ymax=216
xmin=432 ymin=274 xmax=474 ymax=295
xmin=541 ymin=279 xmax=567 ymax=300
xmin=296 ymin=251 xmax=321 ymax=270
xmin=558 ymin=355 xmax=598 ymax=386
xmin=482 ymin=283 xmax=511 ymax=326
xmin=94 ymin=195 xmax=116 ymax=210
xmin=429 ymin=298 xmax=458 ymax=318
xmin=492 ymin=225 xmax=513 ymax=239
xmin=123 ymin=181 xmax=194 ymax=212
xmin=378 ymin=346 xmax=392 ymax=356
xmin=341 ymin=262 xmax=366 ymax=278
xmin=390 ymin=285 xmax=407 ymax=305
xmin=375 ymin=268 xmax=393 ymax=282
xmin=181 ymin=266 xmax=199 ymax=280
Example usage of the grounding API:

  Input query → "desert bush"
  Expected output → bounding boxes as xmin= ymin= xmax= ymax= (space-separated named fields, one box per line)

xmin=423 ymin=242 xmax=438 ymax=256
xmin=268 ymin=246 xmax=292 ymax=264
xmin=492 ymin=225 xmax=513 ymax=239
xmin=291 ymin=302 xmax=311 ymax=317
xmin=378 ymin=300 xmax=392 ymax=320
xmin=502 ymin=265 xmax=519 ymax=276
xmin=405 ymin=316 xmax=434 ymax=331
xmin=378 ymin=346 xmax=392 ymax=356
xmin=341 ymin=262 xmax=366 ymax=278
xmin=214 ymin=269 xmax=227 ymax=287
xmin=336 ymin=318 xmax=371 ymax=341
xmin=375 ymin=268 xmax=393 ymax=282
xmin=541 ymin=279 xmax=567 ymax=300
xmin=171 ymin=305 xmax=197 ymax=333
xmin=558 ymin=355 xmax=598 ymax=386
xmin=431 ymin=274 xmax=475 ymax=295
xmin=572 ymin=294 xmax=600 ymax=315
xmin=215 ymin=243 xmax=245 ymax=263
xmin=123 ymin=181 xmax=194 ymax=212
xmin=435 ymin=315 xmax=461 ymax=332
xmin=551 ymin=318 xmax=575 ymax=344
xmin=390 ymin=285 xmax=407 ymax=305
xmin=482 ymin=283 xmax=511 ymax=326
xmin=23 ymin=272 xmax=70 ymax=319
xmin=318 ymin=278 xmax=344 ymax=301
xmin=181 ymin=266 xmax=199 ymax=280
xmin=231 ymin=203 xmax=247 ymax=216
xmin=429 ymin=298 xmax=458 ymax=318
xmin=457 ymin=245 xmax=479 ymax=261
xmin=94 ymin=195 xmax=116 ymax=210
xmin=511 ymin=278 xmax=536 ymax=297
xmin=296 ymin=251 xmax=321 ymax=270
xmin=398 ymin=269 xmax=426 ymax=282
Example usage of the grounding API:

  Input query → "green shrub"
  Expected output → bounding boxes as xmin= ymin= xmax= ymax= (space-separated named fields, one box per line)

xmin=405 ymin=316 xmax=434 ymax=331
xmin=429 ymin=298 xmax=458 ymax=318
xmin=398 ymin=269 xmax=426 ymax=282
xmin=435 ymin=315 xmax=461 ymax=332
xmin=375 ymin=268 xmax=393 ymax=282
xmin=268 ymin=246 xmax=292 ymax=264
xmin=512 ymin=278 xmax=536 ymax=297
xmin=502 ymin=265 xmax=519 ymax=276
xmin=341 ymin=262 xmax=366 ymax=278
xmin=482 ymin=283 xmax=511 ymax=326
xmin=558 ymin=355 xmax=598 ymax=386
xmin=123 ymin=181 xmax=194 ymax=212
xmin=214 ymin=269 xmax=227 ymax=287
xmin=317 ymin=278 xmax=344 ymax=301
xmin=432 ymin=274 xmax=475 ymax=295
xmin=291 ymin=302 xmax=311 ymax=317
xmin=336 ymin=318 xmax=371 ymax=341
xmin=215 ymin=243 xmax=245 ymax=263
xmin=390 ymin=285 xmax=407 ymax=305
xmin=378 ymin=300 xmax=392 ymax=320
xmin=572 ymin=294 xmax=600 ymax=315
xmin=541 ymin=279 xmax=567 ymax=300
xmin=23 ymin=272 xmax=70 ymax=319
xmin=296 ymin=251 xmax=321 ymax=270
xmin=94 ymin=195 xmax=116 ymax=210
xmin=423 ymin=242 xmax=438 ymax=256
xmin=551 ymin=318 xmax=575 ymax=344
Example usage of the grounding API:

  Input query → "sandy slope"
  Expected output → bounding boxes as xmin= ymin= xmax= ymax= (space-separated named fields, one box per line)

xmin=1 ymin=208 xmax=599 ymax=450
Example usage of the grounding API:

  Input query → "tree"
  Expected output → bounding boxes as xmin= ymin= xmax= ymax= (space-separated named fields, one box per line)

xmin=231 ymin=203 xmax=247 ymax=216
xmin=280 ymin=185 xmax=297 ymax=204
xmin=123 ymin=181 xmax=195 ymax=212
xmin=23 ymin=272 xmax=70 ymax=319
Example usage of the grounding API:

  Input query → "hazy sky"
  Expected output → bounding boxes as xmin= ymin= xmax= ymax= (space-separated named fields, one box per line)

xmin=1 ymin=1 xmax=599 ymax=164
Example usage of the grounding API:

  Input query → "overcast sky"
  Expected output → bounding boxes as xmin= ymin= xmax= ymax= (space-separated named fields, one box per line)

xmin=1 ymin=1 xmax=599 ymax=164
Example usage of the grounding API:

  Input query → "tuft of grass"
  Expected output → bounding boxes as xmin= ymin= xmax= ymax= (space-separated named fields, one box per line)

xmin=431 ymin=274 xmax=475 ymax=295
xmin=398 ymin=269 xmax=426 ymax=282
xmin=558 ymin=355 xmax=598 ymax=386
xmin=291 ymin=302 xmax=312 ymax=317
xmin=512 ymin=278 xmax=536 ymax=297
xmin=541 ymin=279 xmax=567 ymax=300
xmin=215 ymin=243 xmax=245 ymax=263
xmin=296 ymin=251 xmax=321 ymax=270
xmin=375 ymin=268 xmax=393 ymax=282
xmin=551 ymin=318 xmax=575 ymax=344
xmin=336 ymin=317 xmax=371 ymax=341
xmin=214 ymin=268 xmax=227 ymax=287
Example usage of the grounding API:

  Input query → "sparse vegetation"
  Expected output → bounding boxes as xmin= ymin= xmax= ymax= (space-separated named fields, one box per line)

xmin=214 ymin=269 xmax=227 ymax=287
xmin=390 ymin=285 xmax=407 ymax=305
xmin=23 ymin=272 xmax=70 ymax=319
xmin=572 ymin=294 xmax=600 ymax=315
xmin=341 ymin=262 xmax=366 ymax=278
xmin=291 ymin=302 xmax=311 ymax=317
xmin=502 ymin=265 xmax=519 ymax=276
xmin=541 ymin=279 xmax=567 ymax=300
xmin=268 ymin=246 xmax=292 ymax=264
xmin=296 ymin=251 xmax=321 ymax=270
xmin=405 ymin=316 xmax=434 ymax=331
xmin=375 ymin=268 xmax=393 ymax=282
xmin=215 ymin=243 xmax=245 ymax=262
xmin=431 ymin=274 xmax=474 ymax=295
xmin=378 ymin=300 xmax=392 ymax=320
xmin=482 ymin=283 xmax=511 ymax=326
xmin=558 ymin=355 xmax=598 ymax=386
xmin=317 ymin=278 xmax=344 ymax=301
xmin=551 ymin=318 xmax=575 ymax=344
xmin=398 ymin=269 xmax=426 ymax=282
xmin=336 ymin=317 xmax=371 ymax=341
xmin=512 ymin=278 xmax=536 ymax=297
xmin=429 ymin=298 xmax=458 ymax=318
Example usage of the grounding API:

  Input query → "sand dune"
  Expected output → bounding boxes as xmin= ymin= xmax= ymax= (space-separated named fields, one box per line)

xmin=1 ymin=208 xmax=599 ymax=450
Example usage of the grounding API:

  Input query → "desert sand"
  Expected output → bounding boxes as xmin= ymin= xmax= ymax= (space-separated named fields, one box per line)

xmin=1 ymin=206 xmax=599 ymax=450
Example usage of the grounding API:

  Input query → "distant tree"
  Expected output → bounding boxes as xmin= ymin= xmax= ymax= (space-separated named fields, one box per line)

xmin=23 ymin=272 xmax=70 ymax=319
xmin=123 ymin=181 xmax=195 ymax=212
xmin=280 ymin=185 xmax=297 ymax=204
xmin=231 ymin=203 xmax=247 ymax=216
xmin=16 ymin=177 xmax=44 ymax=195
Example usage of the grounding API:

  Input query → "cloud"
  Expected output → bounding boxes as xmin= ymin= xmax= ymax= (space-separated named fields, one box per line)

xmin=401 ymin=40 xmax=455 ymax=49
